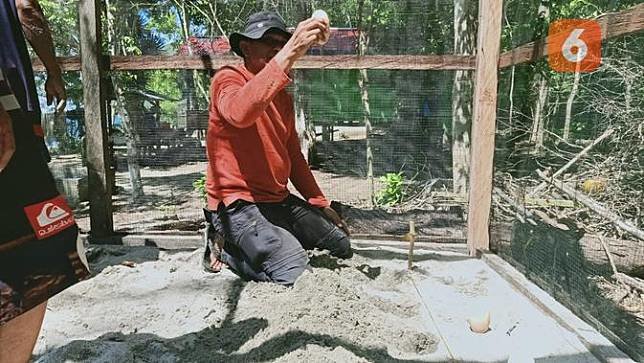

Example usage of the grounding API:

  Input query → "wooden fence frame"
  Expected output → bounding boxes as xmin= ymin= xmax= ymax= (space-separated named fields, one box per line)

xmin=499 ymin=3 xmax=644 ymax=68
xmin=42 ymin=1 xmax=644 ymax=244
xmin=33 ymin=54 xmax=477 ymax=72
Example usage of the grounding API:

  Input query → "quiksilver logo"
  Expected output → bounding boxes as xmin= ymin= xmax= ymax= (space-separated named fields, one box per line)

xmin=24 ymin=195 xmax=75 ymax=240
xmin=36 ymin=203 xmax=70 ymax=227
xmin=38 ymin=217 xmax=73 ymax=237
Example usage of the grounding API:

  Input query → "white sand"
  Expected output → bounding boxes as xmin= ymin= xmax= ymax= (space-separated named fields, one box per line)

xmin=34 ymin=246 xmax=437 ymax=362
xmin=33 ymin=244 xmax=627 ymax=362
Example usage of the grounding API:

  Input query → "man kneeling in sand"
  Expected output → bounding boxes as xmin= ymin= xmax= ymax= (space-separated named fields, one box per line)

xmin=202 ymin=11 xmax=352 ymax=285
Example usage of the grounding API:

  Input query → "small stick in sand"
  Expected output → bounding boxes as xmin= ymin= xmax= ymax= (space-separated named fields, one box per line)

xmin=405 ymin=220 xmax=416 ymax=270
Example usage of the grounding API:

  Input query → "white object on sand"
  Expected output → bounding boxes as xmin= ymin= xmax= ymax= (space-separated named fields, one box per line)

xmin=467 ymin=311 xmax=491 ymax=334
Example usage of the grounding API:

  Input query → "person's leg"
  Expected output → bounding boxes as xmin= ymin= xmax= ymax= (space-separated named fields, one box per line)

xmin=0 ymin=70 xmax=88 ymax=363
xmin=0 ymin=301 xmax=47 ymax=363
xmin=206 ymin=207 xmax=269 ymax=282
xmin=218 ymin=201 xmax=308 ymax=285
xmin=256 ymin=226 xmax=309 ymax=285
xmin=282 ymin=195 xmax=353 ymax=259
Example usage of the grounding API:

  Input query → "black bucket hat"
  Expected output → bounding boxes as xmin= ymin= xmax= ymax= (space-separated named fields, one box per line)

xmin=229 ymin=11 xmax=292 ymax=57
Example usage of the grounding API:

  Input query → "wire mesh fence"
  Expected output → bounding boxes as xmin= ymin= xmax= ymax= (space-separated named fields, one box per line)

xmin=32 ymin=0 xmax=642 ymax=359
xmin=41 ymin=0 xmax=471 ymax=238
xmin=491 ymin=30 xmax=644 ymax=362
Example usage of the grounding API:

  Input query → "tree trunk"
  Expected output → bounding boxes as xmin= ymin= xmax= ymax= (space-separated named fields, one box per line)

xmin=451 ymin=0 xmax=476 ymax=195
xmin=177 ymin=3 xmax=196 ymax=111
xmin=503 ymin=2 xmax=516 ymax=131
xmin=293 ymin=71 xmax=312 ymax=160
xmin=529 ymin=1 xmax=550 ymax=153
xmin=357 ymin=0 xmax=375 ymax=206
xmin=563 ymin=62 xmax=581 ymax=141
xmin=508 ymin=66 xmax=516 ymax=130
xmin=359 ymin=67 xmax=374 ymax=205
xmin=291 ymin=5 xmax=313 ymax=161
xmin=530 ymin=75 xmax=548 ymax=151
xmin=114 ymin=84 xmax=144 ymax=201
xmin=624 ymin=76 xmax=632 ymax=116
xmin=105 ymin=0 xmax=143 ymax=201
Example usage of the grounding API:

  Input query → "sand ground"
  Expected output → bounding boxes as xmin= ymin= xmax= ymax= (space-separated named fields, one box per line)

xmin=32 ymin=244 xmax=626 ymax=362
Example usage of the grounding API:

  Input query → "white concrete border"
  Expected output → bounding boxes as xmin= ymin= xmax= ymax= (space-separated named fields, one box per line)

xmin=482 ymin=253 xmax=634 ymax=363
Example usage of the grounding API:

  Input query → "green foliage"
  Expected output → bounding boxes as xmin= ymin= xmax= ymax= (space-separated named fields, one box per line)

xmin=146 ymin=70 xmax=181 ymax=122
xmin=376 ymin=172 xmax=405 ymax=207
xmin=40 ymin=0 xmax=80 ymax=56
xmin=193 ymin=174 xmax=207 ymax=201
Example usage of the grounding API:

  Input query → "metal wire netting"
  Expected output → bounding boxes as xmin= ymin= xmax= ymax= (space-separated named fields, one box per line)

xmin=35 ymin=1 xmax=643 ymax=357
xmin=491 ymin=32 xmax=644 ymax=361
xmin=43 ymin=0 xmax=473 ymax=239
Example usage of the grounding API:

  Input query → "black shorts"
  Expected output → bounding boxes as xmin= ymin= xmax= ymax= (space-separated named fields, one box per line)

xmin=0 ymin=70 xmax=89 ymax=325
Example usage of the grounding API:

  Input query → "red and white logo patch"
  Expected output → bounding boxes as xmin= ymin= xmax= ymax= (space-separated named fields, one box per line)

xmin=24 ymin=196 xmax=75 ymax=239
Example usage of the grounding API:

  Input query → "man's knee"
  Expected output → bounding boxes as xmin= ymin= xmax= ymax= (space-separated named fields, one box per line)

xmin=268 ymin=248 xmax=308 ymax=286
xmin=333 ymin=235 xmax=353 ymax=259
xmin=239 ymin=226 xmax=282 ymax=270
xmin=321 ymin=229 xmax=352 ymax=259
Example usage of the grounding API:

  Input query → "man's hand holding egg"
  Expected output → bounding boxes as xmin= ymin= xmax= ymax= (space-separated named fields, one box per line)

xmin=312 ymin=10 xmax=330 ymax=46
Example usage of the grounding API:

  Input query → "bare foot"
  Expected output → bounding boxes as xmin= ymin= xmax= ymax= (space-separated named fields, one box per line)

xmin=209 ymin=236 xmax=227 ymax=272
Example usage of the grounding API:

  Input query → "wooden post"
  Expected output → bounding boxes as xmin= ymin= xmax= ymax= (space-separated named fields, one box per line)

xmin=466 ymin=0 xmax=503 ymax=256
xmin=407 ymin=220 xmax=416 ymax=270
xmin=79 ymin=0 xmax=113 ymax=237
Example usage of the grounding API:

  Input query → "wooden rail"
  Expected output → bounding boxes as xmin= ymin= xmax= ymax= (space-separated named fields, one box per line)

xmin=499 ymin=3 xmax=644 ymax=68
xmin=33 ymin=5 xmax=642 ymax=73
xmin=33 ymin=54 xmax=477 ymax=72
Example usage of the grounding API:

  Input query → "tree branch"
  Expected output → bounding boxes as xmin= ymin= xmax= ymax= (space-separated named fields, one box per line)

xmin=536 ymin=170 xmax=644 ymax=241
xmin=530 ymin=128 xmax=614 ymax=196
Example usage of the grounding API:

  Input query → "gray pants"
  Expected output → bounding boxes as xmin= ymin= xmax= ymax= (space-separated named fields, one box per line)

xmin=207 ymin=195 xmax=352 ymax=286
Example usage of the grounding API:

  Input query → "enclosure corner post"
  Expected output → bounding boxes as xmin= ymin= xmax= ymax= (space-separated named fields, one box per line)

xmin=466 ymin=0 xmax=503 ymax=256
xmin=79 ymin=0 xmax=113 ymax=237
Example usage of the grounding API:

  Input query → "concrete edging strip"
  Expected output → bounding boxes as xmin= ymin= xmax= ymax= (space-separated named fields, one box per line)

xmin=482 ymin=252 xmax=634 ymax=363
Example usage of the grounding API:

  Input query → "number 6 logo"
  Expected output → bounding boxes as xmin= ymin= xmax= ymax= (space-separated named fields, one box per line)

xmin=548 ymin=19 xmax=601 ymax=73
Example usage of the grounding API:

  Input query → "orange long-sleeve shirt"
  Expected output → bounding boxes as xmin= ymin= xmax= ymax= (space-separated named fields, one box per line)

xmin=206 ymin=59 xmax=329 ymax=210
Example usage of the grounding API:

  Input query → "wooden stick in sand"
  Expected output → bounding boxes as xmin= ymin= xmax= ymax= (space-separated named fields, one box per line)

xmin=406 ymin=220 xmax=416 ymax=270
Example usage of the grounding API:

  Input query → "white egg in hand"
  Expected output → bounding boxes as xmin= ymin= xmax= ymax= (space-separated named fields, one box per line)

xmin=312 ymin=9 xmax=328 ymax=21
xmin=311 ymin=10 xmax=330 ymax=45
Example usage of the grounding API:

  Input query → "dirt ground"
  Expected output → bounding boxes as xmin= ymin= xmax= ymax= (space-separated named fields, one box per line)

xmin=34 ymin=246 xmax=439 ymax=362
xmin=74 ymin=161 xmax=466 ymax=238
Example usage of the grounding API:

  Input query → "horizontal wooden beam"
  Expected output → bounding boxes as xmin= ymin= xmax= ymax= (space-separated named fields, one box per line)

xmin=295 ymin=55 xmax=476 ymax=70
xmin=499 ymin=3 xmax=644 ymax=68
xmin=32 ymin=54 xmax=476 ymax=72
